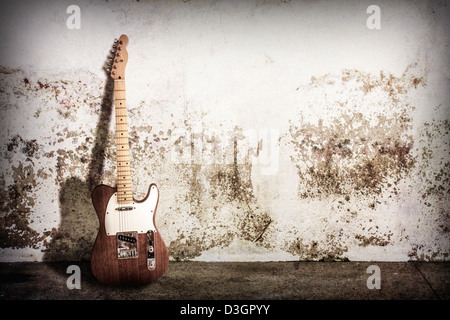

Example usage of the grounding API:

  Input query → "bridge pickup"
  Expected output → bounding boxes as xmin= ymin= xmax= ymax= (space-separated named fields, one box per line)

xmin=116 ymin=206 xmax=135 ymax=211
xmin=117 ymin=231 xmax=138 ymax=259
xmin=147 ymin=230 xmax=156 ymax=270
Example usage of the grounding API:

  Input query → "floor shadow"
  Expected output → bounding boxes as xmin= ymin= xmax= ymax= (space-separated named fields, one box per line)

xmin=43 ymin=58 xmax=114 ymax=262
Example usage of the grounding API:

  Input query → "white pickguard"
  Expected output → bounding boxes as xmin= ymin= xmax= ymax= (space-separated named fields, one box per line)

xmin=104 ymin=185 xmax=159 ymax=235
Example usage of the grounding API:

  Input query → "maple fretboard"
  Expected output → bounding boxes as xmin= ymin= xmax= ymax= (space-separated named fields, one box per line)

xmin=114 ymin=79 xmax=133 ymax=204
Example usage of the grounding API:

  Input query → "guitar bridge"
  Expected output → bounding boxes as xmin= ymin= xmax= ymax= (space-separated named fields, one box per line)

xmin=116 ymin=231 xmax=138 ymax=259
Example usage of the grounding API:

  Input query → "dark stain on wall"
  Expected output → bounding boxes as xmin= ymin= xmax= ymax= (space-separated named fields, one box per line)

xmin=169 ymin=126 xmax=272 ymax=260
xmin=407 ymin=116 xmax=450 ymax=261
xmin=288 ymin=235 xmax=349 ymax=262
xmin=417 ymin=119 xmax=450 ymax=202
xmin=0 ymin=163 xmax=47 ymax=249
xmin=6 ymin=135 xmax=40 ymax=160
xmin=283 ymin=67 xmax=435 ymax=257
xmin=289 ymin=69 xmax=422 ymax=202
xmin=289 ymin=115 xmax=416 ymax=199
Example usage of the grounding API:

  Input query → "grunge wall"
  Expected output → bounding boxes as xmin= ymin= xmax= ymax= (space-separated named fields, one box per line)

xmin=0 ymin=0 xmax=448 ymax=262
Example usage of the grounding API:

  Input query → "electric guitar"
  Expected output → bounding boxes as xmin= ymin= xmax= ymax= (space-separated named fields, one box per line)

xmin=91 ymin=35 xmax=169 ymax=285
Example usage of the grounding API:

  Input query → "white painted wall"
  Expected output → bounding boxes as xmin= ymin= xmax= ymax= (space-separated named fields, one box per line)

xmin=0 ymin=0 xmax=448 ymax=262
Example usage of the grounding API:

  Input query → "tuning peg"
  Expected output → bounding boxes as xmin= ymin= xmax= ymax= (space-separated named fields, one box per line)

xmin=114 ymin=38 xmax=118 ymax=43
xmin=110 ymin=50 xmax=115 ymax=53
xmin=106 ymin=68 xmax=110 ymax=73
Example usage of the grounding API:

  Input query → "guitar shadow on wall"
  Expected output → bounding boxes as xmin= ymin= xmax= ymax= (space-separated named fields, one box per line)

xmin=43 ymin=59 xmax=114 ymax=264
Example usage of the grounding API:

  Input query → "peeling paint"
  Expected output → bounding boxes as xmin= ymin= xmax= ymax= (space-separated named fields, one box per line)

xmin=168 ymin=126 xmax=273 ymax=260
xmin=0 ymin=163 xmax=43 ymax=249
xmin=289 ymin=69 xmax=420 ymax=201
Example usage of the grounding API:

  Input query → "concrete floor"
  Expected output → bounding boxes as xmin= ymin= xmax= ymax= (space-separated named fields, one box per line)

xmin=0 ymin=261 xmax=448 ymax=300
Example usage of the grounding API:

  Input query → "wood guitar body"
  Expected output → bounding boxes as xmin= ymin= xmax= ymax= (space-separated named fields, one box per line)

xmin=91 ymin=184 xmax=169 ymax=285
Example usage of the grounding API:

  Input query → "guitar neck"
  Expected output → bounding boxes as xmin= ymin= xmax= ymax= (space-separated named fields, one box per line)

xmin=114 ymin=79 xmax=133 ymax=204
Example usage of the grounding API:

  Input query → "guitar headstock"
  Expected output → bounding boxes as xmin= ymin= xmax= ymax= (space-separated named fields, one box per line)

xmin=108 ymin=34 xmax=129 ymax=80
